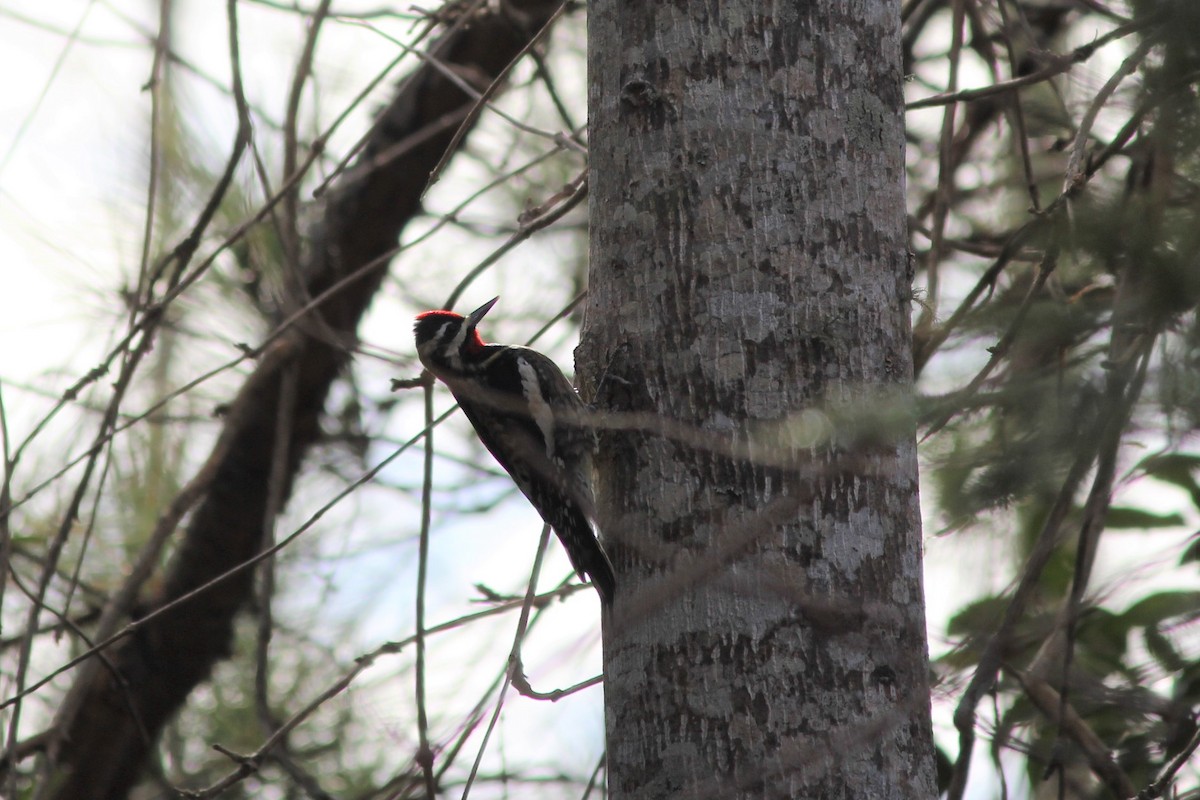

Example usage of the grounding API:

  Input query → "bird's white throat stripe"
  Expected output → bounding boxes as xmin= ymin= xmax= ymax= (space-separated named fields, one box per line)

xmin=444 ymin=320 xmax=467 ymax=371
xmin=517 ymin=356 xmax=556 ymax=457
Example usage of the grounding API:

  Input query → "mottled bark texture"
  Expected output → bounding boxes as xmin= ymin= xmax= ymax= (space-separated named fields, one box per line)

xmin=582 ymin=2 xmax=937 ymax=798
xmin=43 ymin=4 xmax=564 ymax=798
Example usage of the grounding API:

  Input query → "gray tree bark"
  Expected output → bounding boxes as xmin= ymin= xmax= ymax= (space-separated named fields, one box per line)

xmin=582 ymin=2 xmax=937 ymax=798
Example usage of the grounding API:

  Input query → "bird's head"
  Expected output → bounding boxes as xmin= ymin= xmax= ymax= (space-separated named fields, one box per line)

xmin=413 ymin=296 xmax=499 ymax=375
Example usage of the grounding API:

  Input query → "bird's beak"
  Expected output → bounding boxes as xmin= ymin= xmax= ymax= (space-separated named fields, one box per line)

xmin=466 ymin=296 xmax=500 ymax=330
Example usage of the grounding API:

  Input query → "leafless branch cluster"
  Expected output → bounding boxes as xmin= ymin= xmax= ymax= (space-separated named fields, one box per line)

xmin=1 ymin=1 xmax=600 ymax=798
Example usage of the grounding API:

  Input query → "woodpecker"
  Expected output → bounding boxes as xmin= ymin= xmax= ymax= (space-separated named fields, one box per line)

xmin=413 ymin=297 xmax=615 ymax=605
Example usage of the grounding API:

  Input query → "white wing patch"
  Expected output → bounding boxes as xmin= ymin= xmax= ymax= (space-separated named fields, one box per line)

xmin=517 ymin=356 xmax=556 ymax=458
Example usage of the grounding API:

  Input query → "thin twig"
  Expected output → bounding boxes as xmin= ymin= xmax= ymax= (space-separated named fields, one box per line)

xmin=921 ymin=242 xmax=1060 ymax=440
xmin=914 ymin=0 xmax=965 ymax=337
xmin=460 ymin=524 xmax=553 ymax=800
xmin=906 ymin=19 xmax=1145 ymax=110
xmin=415 ymin=374 xmax=438 ymax=798
xmin=1137 ymin=723 xmax=1200 ymax=799
xmin=993 ymin=0 xmax=1041 ymax=212
xmin=1063 ymin=37 xmax=1155 ymax=195
xmin=281 ymin=0 xmax=333 ymax=278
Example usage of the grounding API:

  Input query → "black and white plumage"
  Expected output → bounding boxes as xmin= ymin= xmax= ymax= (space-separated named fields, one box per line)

xmin=414 ymin=297 xmax=615 ymax=604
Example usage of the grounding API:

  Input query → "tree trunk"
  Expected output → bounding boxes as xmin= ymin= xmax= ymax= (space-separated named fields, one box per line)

xmin=582 ymin=2 xmax=938 ymax=798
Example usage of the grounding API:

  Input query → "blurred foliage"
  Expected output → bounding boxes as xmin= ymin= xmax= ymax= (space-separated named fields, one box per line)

xmin=907 ymin=0 xmax=1200 ymax=796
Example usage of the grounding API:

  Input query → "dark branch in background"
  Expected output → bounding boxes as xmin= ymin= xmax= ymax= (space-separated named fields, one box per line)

xmin=1006 ymin=666 xmax=1136 ymax=799
xmin=38 ymin=2 xmax=567 ymax=798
